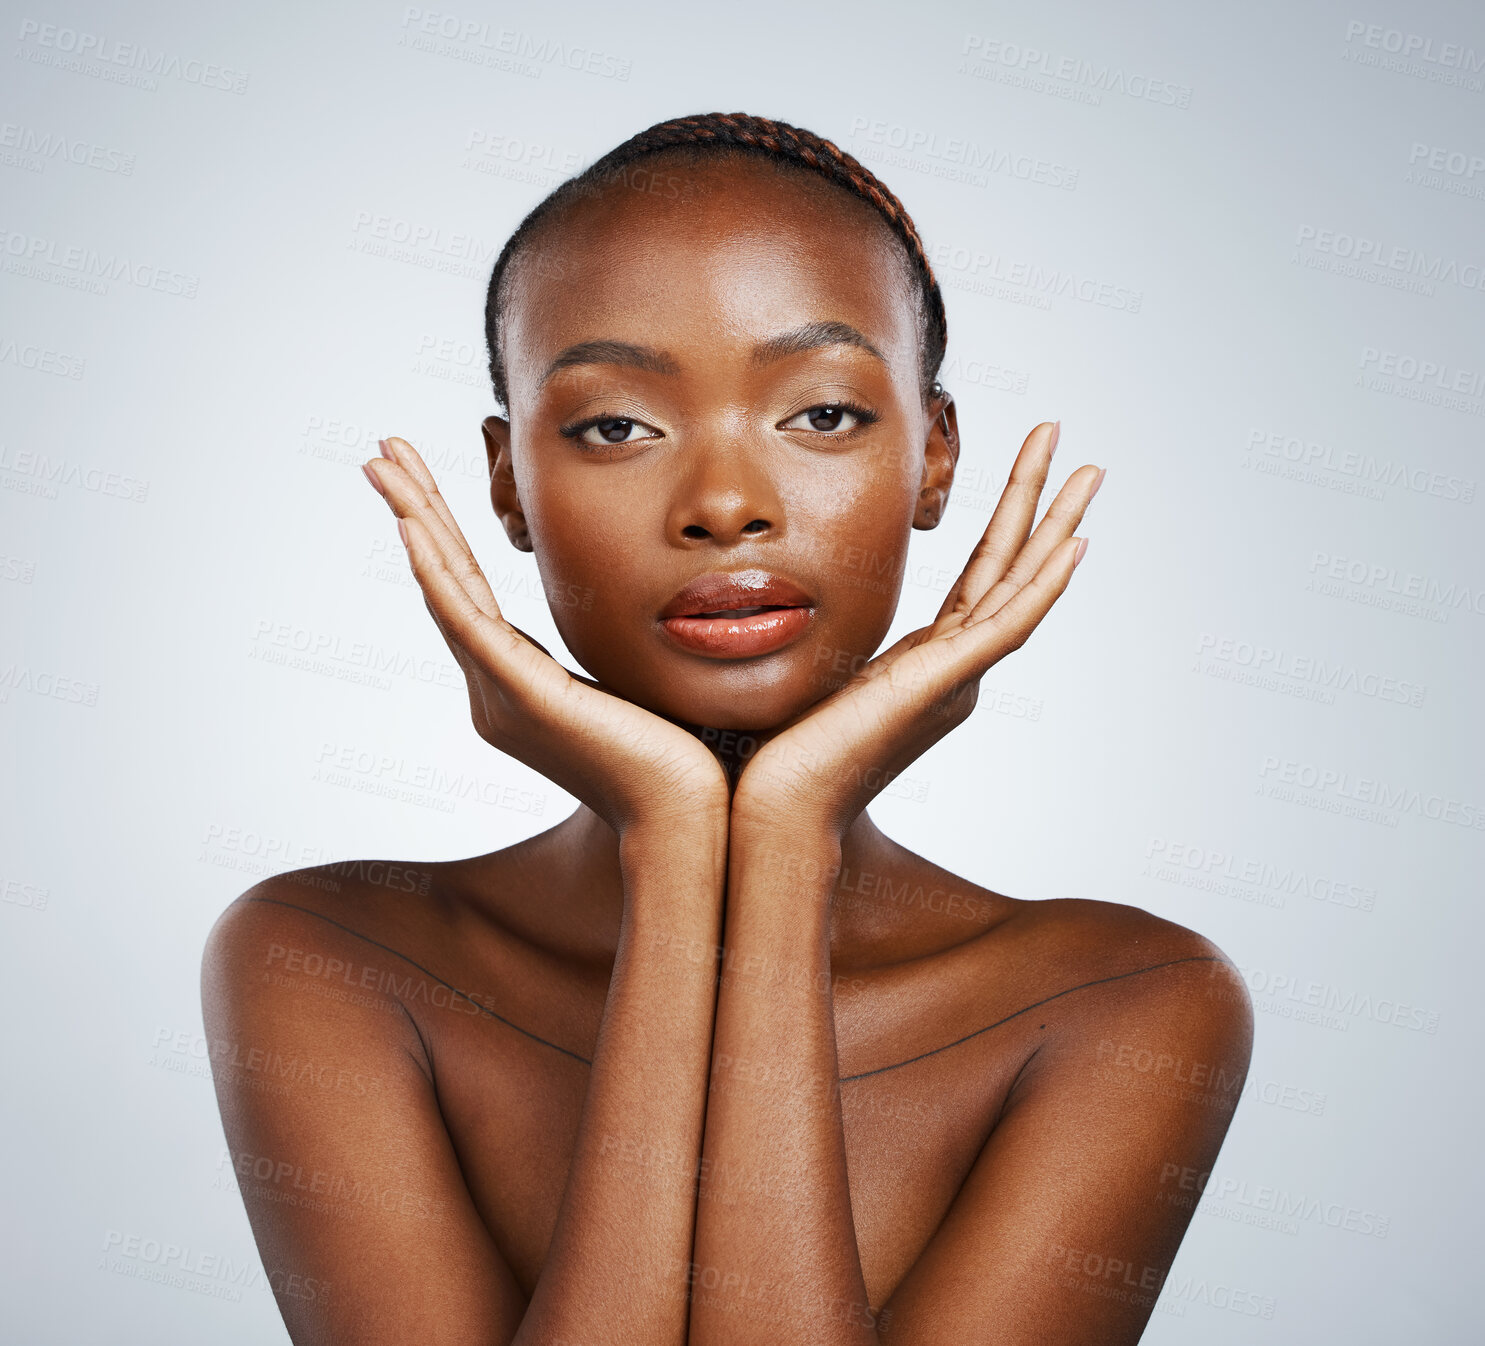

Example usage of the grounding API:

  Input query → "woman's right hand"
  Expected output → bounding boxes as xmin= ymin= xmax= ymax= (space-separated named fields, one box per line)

xmin=362 ymin=436 xmax=729 ymax=838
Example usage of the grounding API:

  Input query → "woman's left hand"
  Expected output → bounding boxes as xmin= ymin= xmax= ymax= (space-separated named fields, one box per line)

xmin=731 ymin=420 xmax=1103 ymax=843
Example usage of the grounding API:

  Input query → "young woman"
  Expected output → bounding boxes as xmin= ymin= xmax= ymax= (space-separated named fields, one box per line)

xmin=203 ymin=112 xmax=1253 ymax=1345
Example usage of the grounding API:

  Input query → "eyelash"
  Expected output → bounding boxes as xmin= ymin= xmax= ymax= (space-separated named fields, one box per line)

xmin=787 ymin=400 xmax=881 ymax=437
xmin=557 ymin=400 xmax=881 ymax=449
xmin=556 ymin=415 xmax=657 ymax=449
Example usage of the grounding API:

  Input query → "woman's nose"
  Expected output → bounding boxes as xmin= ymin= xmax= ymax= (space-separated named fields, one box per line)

xmin=665 ymin=444 xmax=781 ymax=545
xmin=677 ymin=506 xmax=773 ymax=542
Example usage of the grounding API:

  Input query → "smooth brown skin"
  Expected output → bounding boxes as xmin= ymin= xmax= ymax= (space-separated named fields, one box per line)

xmin=203 ymin=156 xmax=1253 ymax=1345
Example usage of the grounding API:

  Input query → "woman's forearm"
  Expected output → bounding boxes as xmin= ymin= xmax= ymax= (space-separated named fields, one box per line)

xmin=514 ymin=815 xmax=728 ymax=1346
xmin=689 ymin=822 xmax=879 ymax=1345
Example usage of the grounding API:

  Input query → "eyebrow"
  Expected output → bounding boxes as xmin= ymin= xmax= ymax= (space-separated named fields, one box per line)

xmin=537 ymin=320 xmax=888 ymax=389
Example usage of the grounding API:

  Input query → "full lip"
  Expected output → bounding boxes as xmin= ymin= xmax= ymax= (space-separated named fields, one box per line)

xmin=658 ymin=568 xmax=815 ymax=620
xmin=656 ymin=568 xmax=817 ymax=660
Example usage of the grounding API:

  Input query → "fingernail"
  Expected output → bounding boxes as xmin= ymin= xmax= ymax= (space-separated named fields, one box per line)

xmin=1073 ymin=537 xmax=1089 ymax=567
xmin=397 ymin=518 xmax=411 ymax=549
xmin=378 ymin=438 xmax=394 ymax=459
xmin=1090 ymin=466 xmax=1106 ymax=498
xmin=1048 ymin=421 xmax=1061 ymax=459
xmin=362 ymin=462 xmax=386 ymax=496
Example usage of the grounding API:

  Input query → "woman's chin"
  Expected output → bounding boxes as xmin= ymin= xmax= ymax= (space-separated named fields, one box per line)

xmin=608 ymin=678 xmax=820 ymax=742
xmin=658 ymin=697 xmax=803 ymax=741
xmin=572 ymin=648 xmax=827 ymax=737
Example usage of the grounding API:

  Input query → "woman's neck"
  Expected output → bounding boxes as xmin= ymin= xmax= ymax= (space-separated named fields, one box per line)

xmin=519 ymin=801 xmax=910 ymax=964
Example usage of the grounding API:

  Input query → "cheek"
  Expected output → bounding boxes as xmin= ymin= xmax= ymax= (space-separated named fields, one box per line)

xmin=522 ymin=468 xmax=625 ymax=583
xmin=806 ymin=453 xmax=920 ymax=595
xmin=520 ymin=475 xmax=648 ymax=657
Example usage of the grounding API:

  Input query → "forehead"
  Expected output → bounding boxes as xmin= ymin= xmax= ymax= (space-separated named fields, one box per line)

xmin=501 ymin=155 xmax=920 ymax=399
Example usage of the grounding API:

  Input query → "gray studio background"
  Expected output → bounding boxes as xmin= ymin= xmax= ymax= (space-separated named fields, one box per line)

xmin=2 ymin=0 xmax=1481 ymax=1340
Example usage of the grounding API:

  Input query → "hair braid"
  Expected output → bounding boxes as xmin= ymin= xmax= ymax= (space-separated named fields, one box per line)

xmin=484 ymin=111 xmax=948 ymax=411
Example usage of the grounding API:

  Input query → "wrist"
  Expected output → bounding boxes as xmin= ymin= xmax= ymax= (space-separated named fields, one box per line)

xmin=731 ymin=788 xmax=843 ymax=854
xmin=617 ymin=814 xmax=728 ymax=921
xmin=620 ymin=804 xmax=727 ymax=853
xmin=620 ymin=790 xmax=728 ymax=850
xmin=728 ymin=813 xmax=843 ymax=916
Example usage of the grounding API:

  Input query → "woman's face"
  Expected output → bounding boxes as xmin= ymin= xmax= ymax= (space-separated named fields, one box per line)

xmin=484 ymin=155 xmax=957 ymax=734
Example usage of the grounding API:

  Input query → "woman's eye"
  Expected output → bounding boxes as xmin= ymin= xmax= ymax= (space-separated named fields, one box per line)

xmin=783 ymin=404 xmax=877 ymax=434
xmin=563 ymin=416 xmax=660 ymax=447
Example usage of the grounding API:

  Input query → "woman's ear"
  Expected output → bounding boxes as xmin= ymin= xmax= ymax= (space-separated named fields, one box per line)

xmin=913 ymin=385 xmax=959 ymax=530
xmin=482 ymin=415 xmax=533 ymax=552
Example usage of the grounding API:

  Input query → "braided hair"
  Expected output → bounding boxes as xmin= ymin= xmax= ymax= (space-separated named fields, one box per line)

xmin=483 ymin=111 xmax=948 ymax=412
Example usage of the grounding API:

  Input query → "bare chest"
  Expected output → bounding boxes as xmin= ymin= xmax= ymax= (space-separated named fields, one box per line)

xmin=414 ymin=958 xmax=1040 ymax=1307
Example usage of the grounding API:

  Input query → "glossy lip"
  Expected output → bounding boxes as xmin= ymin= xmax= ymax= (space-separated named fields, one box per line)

xmin=658 ymin=568 xmax=816 ymax=659
xmin=658 ymin=568 xmax=814 ymax=619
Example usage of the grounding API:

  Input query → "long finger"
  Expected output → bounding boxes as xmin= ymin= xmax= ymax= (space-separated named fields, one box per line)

xmin=935 ymin=420 xmax=1058 ymax=622
xmin=946 ymin=534 xmax=1086 ymax=674
xmin=408 ymin=541 xmax=550 ymax=687
xmin=364 ymin=455 xmax=501 ymax=621
xmin=967 ymin=464 xmax=1102 ymax=625
xmin=397 ymin=513 xmax=547 ymax=683
xmin=366 ymin=453 xmax=558 ymax=662
xmin=380 ymin=436 xmax=481 ymax=560
xmin=370 ymin=437 xmax=484 ymax=577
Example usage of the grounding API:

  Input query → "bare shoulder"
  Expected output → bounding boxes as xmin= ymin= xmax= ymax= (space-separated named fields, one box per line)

xmin=202 ymin=848 xmax=505 ymax=980
xmin=1006 ymin=892 xmax=1243 ymax=967
xmin=198 ymin=844 xmax=555 ymax=1063
xmin=197 ymin=863 xmax=528 ymax=1341
xmin=934 ymin=884 xmax=1255 ymax=1053
xmin=204 ymin=859 xmax=425 ymax=978
xmin=199 ymin=853 xmax=483 ymax=1039
xmin=986 ymin=895 xmax=1256 ymax=1092
xmin=874 ymin=899 xmax=1258 ymax=1346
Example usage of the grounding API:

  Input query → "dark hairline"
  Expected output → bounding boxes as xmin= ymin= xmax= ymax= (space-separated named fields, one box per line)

xmin=487 ymin=139 xmax=939 ymax=414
